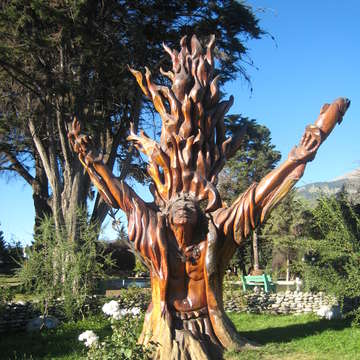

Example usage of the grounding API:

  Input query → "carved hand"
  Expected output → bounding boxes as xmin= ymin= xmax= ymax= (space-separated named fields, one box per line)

xmin=67 ymin=118 xmax=102 ymax=167
xmin=288 ymin=125 xmax=321 ymax=163
xmin=68 ymin=117 xmax=120 ymax=208
xmin=288 ymin=97 xmax=350 ymax=164
xmin=254 ymin=97 xmax=350 ymax=210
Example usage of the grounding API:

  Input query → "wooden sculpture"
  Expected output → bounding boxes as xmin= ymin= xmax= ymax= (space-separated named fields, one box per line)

xmin=68 ymin=35 xmax=350 ymax=359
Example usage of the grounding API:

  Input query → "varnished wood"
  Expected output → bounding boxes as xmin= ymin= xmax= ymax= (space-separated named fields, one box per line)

xmin=68 ymin=35 xmax=350 ymax=359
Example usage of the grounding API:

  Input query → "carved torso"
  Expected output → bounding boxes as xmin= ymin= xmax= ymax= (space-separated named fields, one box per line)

xmin=168 ymin=238 xmax=207 ymax=312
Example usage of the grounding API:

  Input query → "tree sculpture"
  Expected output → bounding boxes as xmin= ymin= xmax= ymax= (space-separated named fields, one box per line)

xmin=68 ymin=35 xmax=350 ymax=359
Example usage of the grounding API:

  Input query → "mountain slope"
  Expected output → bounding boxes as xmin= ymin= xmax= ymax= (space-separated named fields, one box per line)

xmin=296 ymin=168 xmax=360 ymax=204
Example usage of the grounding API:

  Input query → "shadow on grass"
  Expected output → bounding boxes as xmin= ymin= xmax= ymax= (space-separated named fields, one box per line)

xmin=1 ymin=319 xmax=112 ymax=359
xmin=241 ymin=318 xmax=352 ymax=345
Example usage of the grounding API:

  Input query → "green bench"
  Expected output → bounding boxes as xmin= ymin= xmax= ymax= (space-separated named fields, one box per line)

xmin=241 ymin=274 xmax=276 ymax=293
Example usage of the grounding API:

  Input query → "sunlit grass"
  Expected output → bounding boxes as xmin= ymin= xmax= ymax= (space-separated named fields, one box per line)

xmin=226 ymin=312 xmax=360 ymax=360
xmin=0 ymin=312 xmax=359 ymax=359
xmin=0 ymin=274 xmax=20 ymax=286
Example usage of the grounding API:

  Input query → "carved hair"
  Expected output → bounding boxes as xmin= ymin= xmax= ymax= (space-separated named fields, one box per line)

xmin=128 ymin=35 xmax=244 ymax=212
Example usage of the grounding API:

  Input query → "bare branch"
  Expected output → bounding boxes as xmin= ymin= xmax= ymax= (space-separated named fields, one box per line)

xmin=0 ymin=147 xmax=34 ymax=185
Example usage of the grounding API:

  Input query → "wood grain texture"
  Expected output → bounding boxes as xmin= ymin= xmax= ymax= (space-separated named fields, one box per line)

xmin=68 ymin=35 xmax=350 ymax=359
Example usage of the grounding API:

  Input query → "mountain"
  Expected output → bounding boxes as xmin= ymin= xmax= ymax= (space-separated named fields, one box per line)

xmin=296 ymin=168 xmax=360 ymax=204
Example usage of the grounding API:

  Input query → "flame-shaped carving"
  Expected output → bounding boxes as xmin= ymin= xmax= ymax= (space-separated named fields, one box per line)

xmin=128 ymin=35 xmax=245 ymax=212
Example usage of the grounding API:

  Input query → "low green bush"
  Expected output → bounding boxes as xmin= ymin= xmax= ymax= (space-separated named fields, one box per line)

xmin=17 ymin=213 xmax=112 ymax=320
xmin=0 ymin=284 xmax=15 ymax=311
xmin=296 ymin=194 xmax=360 ymax=325
xmin=80 ymin=300 xmax=155 ymax=360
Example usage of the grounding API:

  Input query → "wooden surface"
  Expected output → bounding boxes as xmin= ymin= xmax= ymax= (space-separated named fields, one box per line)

xmin=68 ymin=35 xmax=350 ymax=359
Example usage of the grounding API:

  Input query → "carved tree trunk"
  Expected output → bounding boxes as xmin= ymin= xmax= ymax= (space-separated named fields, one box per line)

xmin=138 ymin=274 xmax=254 ymax=360
xmin=67 ymin=33 xmax=350 ymax=360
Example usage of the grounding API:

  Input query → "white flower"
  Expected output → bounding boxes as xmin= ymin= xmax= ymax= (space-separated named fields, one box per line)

xmin=131 ymin=307 xmax=141 ymax=316
xmin=120 ymin=308 xmax=130 ymax=316
xmin=106 ymin=306 xmax=141 ymax=320
xmin=325 ymin=310 xmax=334 ymax=320
xmin=316 ymin=305 xmax=330 ymax=317
xmin=316 ymin=305 xmax=342 ymax=320
xmin=78 ymin=330 xmax=99 ymax=347
xmin=108 ymin=308 xmax=129 ymax=320
xmin=102 ymin=300 xmax=120 ymax=316
xmin=112 ymin=310 xmax=123 ymax=320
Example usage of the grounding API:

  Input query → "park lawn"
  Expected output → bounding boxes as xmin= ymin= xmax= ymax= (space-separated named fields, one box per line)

xmin=0 ymin=312 xmax=359 ymax=359
xmin=0 ymin=274 xmax=38 ymax=302
xmin=0 ymin=274 xmax=21 ymax=287
xmin=227 ymin=312 xmax=360 ymax=360
xmin=1 ymin=315 xmax=111 ymax=360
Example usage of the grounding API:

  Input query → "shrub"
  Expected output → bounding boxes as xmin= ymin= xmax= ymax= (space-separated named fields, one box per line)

xmin=80 ymin=300 xmax=156 ymax=360
xmin=297 ymin=193 xmax=360 ymax=325
xmin=133 ymin=257 xmax=149 ymax=277
xmin=0 ymin=285 xmax=15 ymax=312
xmin=17 ymin=212 xmax=112 ymax=320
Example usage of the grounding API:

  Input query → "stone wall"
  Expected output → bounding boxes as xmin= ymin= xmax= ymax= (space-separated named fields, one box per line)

xmin=1 ymin=290 xmax=356 ymax=333
xmin=225 ymin=290 xmax=338 ymax=315
xmin=0 ymin=302 xmax=56 ymax=333
xmin=0 ymin=296 xmax=102 ymax=333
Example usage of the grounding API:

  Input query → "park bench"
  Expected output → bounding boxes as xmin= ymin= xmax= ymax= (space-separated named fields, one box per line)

xmin=241 ymin=274 xmax=276 ymax=293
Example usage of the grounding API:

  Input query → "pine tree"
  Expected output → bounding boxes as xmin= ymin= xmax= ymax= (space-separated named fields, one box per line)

xmin=0 ymin=223 xmax=7 ymax=266
xmin=261 ymin=191 xmax=311 ymax=279
xmin=0 ymin=0 xmax=265 ymax=242
xmin=218 ymin=115 xmax=281 ymax=273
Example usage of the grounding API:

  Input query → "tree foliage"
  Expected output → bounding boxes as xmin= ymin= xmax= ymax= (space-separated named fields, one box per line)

xmin=219 ymin=115 xmax=281 ymax=205
xmin=0 ymin=223 xmax=6 ymax=260
xmin=0 ymin=0 xmax=265 ymax=242
xmin=0 ymin=222 xmax=23 ymax=274
xmin=292 ymin=190 xmax=360 ymax=324
xmin=18 ymin=211 xmax=112 ymax=319
xmin=261 ymin=191 xmax=311 ymax=278
xmin=218 ymin=115 xmax=281 ymax=273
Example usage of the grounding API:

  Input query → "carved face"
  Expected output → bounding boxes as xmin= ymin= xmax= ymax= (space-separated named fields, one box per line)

xmin=169 ymin=198 xmax=198 ymax=227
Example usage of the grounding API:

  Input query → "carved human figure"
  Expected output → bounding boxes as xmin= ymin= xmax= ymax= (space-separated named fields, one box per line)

xmin=68 ymin=35 xmax=350 ymax=359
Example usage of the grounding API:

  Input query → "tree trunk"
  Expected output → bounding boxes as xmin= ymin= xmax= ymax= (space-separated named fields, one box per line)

xmin=32 ymin=154 xmax=52 ymax=230
xmin=286 ymin=251 xmax=290 ymax=282
xmin=252 ymin=231 xmax=263 ymax=275
xmin=138 ymin=276 xmax=256 ymax=360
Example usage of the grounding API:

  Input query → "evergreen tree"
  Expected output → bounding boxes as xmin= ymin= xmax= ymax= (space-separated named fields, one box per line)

xmin=0 ymin=0 xmax=265 ymax=242
xmin=218 ymin=115 xmax=281 ymax=273
xmin=0 ymin=222 xmax=23 ymax=273
xmin=0 ymin=223 xmax=7 ymax=267
xmin=219 ymin=116 xmax=281 ymax=203
xmin=298 ymin=190 xmax=360 ymax=324
xmin=261 ymin=191 xmax=311 ymax=279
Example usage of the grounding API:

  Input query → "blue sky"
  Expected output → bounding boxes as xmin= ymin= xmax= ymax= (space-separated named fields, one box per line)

xmin=1 ymin=0 xmax=359 ymax=245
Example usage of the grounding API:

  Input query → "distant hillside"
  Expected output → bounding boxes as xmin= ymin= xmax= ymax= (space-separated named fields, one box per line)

xmin=296 ymin=168 xmax=360 ymax=204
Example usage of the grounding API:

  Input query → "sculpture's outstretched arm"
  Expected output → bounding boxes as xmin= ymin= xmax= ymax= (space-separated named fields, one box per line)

xmin=216 ymin=97 xmax=350 ymax=243
xmin=254 ymin=97 xmax=350 ymax=221
xmin=67 ymin=118 xmax=144 ymax=215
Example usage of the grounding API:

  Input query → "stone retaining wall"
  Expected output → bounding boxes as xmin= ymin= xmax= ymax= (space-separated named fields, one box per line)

xmin=0 ymin=296 xmax=102 ymax=333
xmin=1 ymin=290 xmax=357 ymax=333
xmin=225 ymin=290 xmax=338 ymax=314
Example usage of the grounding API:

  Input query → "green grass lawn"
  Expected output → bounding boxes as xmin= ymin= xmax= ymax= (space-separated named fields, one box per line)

xmin=227 ymin=313 xmax=360 ymax=360
xmin=1 ymin=315 xmax=111 ymax=360
xmin=0 ymin=274 xmax=38 ymax=302
xmin=0 ymin=274 xmax=21 ymax=287
xmin=1 ymin=313 xmax=359 ymax=359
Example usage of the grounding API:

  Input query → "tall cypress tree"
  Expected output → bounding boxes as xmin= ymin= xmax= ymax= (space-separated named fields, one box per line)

xmin=218 ymin=115 xmax=281 ymax=273
xmin=0 ymin=1 xmax=265 ymax=242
